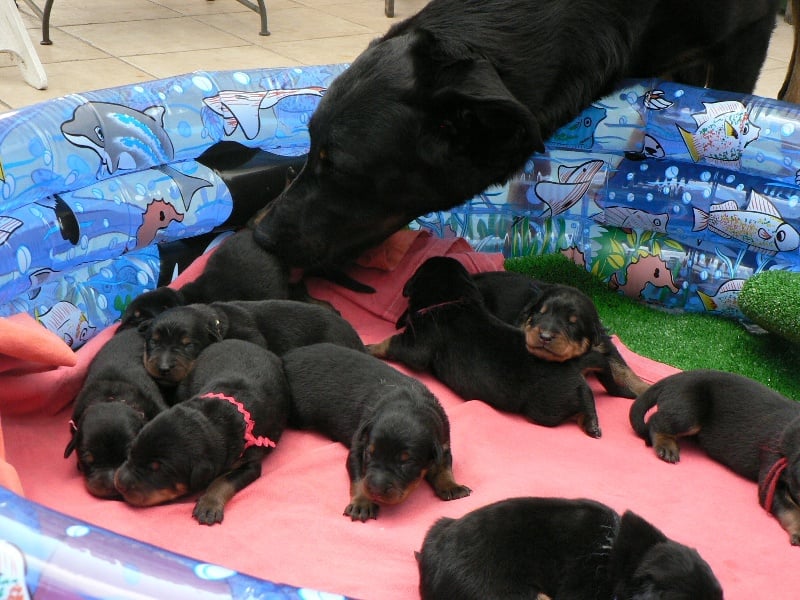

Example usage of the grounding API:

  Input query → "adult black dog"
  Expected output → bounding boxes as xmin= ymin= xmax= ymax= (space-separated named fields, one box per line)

xmin=140 ymin=299 xmax=365 ymax=387
xmin=64 ymin=327 xmax=168 ymax=499
xmin=630 ymin=369 xmax=800 ymax=546
xmin=114 ymin=339 xmax=290 ymax=525
xmin=473 ymin=270 xmax=650 ymax=397
xmin=368 ymin=257 xmax=606 ymax=437
xmin=417 ymin=496 xmax=722 ymax=599
xmin=282 ymin=343 xmax=471 ymax=521
xmin=253 ymin=0 xmax=779 ymax=270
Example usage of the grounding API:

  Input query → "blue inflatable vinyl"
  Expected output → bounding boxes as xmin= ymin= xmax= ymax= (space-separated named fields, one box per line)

xmin=0 ymin=486 xmax=348 ymax=599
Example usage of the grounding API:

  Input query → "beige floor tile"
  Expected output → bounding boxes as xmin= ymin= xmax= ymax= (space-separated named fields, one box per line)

xmin=265 ymin=33 xmax=376 ymax=65
xmin=199 ymin=6 xmax=371 ymax=44
xmin=0 ymin=58 xmax=152 ymax=109
xmin=125 ymin=46 xmax=298 ymax=79
xmin=149 ymin=0 xmax=253 ymax=16
xmin=61 ymin=17 xmax=250 ymax=57
xmin=45 ymin=0 xmax=182 ymax=27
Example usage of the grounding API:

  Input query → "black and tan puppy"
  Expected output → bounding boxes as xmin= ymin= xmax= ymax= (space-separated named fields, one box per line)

xmin=118 ymin=227 xmax=290 ymax=330
xmin=282 ymin=343 xmax=471 ymax=521
xmin=141 ymin=299 xmax=364 ymax=387
xmin=114 ymin=339 xmax=290 ymax=525
xmin=64 ymin=327 xmax=168 ymax=498
xmin=369 ymin=257 xmax=605 ymax=437
xmin=417 ymin=496 xmax=723 ymax=600
xmin=630 ymin=369 xmax=800 ymax=546
xmin=473 ymin=270 xmax=650 ymax=397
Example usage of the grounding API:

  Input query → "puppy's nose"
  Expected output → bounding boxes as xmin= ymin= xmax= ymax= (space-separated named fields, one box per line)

xmin=539 ymin=331 xmax=554 ymax=344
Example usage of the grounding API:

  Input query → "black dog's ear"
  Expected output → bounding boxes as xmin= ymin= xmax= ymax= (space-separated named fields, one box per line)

xmin=610 ymin=510 xmax=669 ymax=581
xmin=419 ymin=57 xmax=543 ymax=186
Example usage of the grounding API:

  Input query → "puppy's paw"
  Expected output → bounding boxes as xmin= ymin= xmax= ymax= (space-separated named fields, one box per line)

xmin=366 ymin=338 xmax=391 ymax=358
xmin=436 ymin=483 xmax=472 ymax=501
xmin=792 ymin=533 xmax=800 ymax=546
xmin=193 ymin=497 xmax=225 ymax=525
xmin=652 ymin=432 xmax=681 ymax=463
xmin=344 ymin=498 xmax=379 ymax=522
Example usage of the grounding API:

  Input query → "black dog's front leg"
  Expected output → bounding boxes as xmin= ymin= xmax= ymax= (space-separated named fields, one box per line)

xmin=367 ymin=333 xmax=433 ymax=372
xmin=193 ymin=455 xmax=264 ymax=525
xmin=344 ymin=445 xmax=379 ymax=522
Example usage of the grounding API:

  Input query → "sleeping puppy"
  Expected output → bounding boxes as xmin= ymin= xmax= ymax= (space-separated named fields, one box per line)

xmin=114 ymin=339 xmax=290 ymax=525
xmin=369 ymin=257 xmax=605 ymax=437
xmin=630 ymin=369 xmax=800 ymax=546
xmin=473 ymin=270 xmax=650 ymax=397
xmin=417 ymin=496 xmax=722 ymax=600
xmin=64 ymin=327 xmax=168 ymax=498
xmin=282 ymin=343 xmax=471 ymax=521
xmin=118 ymin=227 xmax=290 ymax=330
xmin=140 ymin=299 xmax=364 ymax=387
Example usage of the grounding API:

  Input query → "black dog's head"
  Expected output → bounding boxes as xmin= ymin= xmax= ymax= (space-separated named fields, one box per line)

xmin=612 ymin=510 xmax=723 ymax=600
xmin=118 ymin=287 xmax=185 ymax=331
xmin=114 ymin=404 xmax=221 ymax=507
xmin=253 ymin=29 xmax=542 ymax=269
xmin=353 ymin=390 xmax=445 ymax=506
xmin=64 ymin=389 xmax=152 ymax=499
xmin=400 ymin=256 xmax=483 ymax=322
xmin=140 ymin=304 xmax=224 ymax=386
xmin=520 ymin=283 xmax=605 ymax=362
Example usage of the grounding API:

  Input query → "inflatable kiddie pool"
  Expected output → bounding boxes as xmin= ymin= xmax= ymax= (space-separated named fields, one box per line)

xmin=1 ymin=65 xmax=800 ymax=599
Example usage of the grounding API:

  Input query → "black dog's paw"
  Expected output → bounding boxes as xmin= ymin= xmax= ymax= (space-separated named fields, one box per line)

xmin=791 ymin=532 xmax=800 ymax=546
xmin=193 ymin=497 xmax=225 ymax=525
xmin=344 ymin=498 xmax=380 ymax=522
xmin=437 ymin=483 xmax=472 ymax=501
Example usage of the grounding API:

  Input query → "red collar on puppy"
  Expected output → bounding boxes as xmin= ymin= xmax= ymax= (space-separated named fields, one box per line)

xmin=200 ymin=392 xmax=277 ymax=453
xmin=760 ymin=456 xmax=788 ymax=511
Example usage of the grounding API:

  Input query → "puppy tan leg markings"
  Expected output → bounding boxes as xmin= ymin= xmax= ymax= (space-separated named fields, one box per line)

xmin=652 ymin=432 xmax=681 ymax=463
xmin=366 ymin=338 xmax=391 ymax=358
xmin=609 ymin=358 xmax=650 ymax=396
xmin=774 ymin=494 xmax=800 ymax=546
xmin=345 ymin=479 xmax=379 ymax=522
xmin=426 ymin=465 xmax=471 ymax=500
xmin=193 ymin=477 xmax=238 ymax=525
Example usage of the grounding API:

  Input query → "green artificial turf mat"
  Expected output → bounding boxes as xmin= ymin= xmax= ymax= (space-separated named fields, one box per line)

xmin=504 ymin=254 xmax=800 ymax=400
xmin=739 ymin=270 xmax=800 ymax=344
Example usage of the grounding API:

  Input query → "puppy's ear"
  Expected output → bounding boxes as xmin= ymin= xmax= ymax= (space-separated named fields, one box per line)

xmin=63 ymin=435 xmax=77 ymax=458
xmin=419 ymin=57 xmax=543 ymax=187
xmin=610 ymin=511 xmax=669 ymax=581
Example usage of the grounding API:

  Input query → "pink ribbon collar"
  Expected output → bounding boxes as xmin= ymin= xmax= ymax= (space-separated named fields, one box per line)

xmin=200 ymin=392 xmax=277 ymax=453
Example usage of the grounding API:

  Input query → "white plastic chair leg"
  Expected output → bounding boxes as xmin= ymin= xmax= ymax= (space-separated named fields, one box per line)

xmin=0 ymin=0 xmax=48 ymax=90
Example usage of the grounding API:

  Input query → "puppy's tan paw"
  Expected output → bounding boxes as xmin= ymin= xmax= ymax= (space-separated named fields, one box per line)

xmin=653 ymin=432 xmax=681 ymax=463
xmin=366 ymin=338 xmax=391 ymax=358
xmin=193 ymin=497 xmax=225 ymax=525
xmin=437 ymin=483 xmax=472 ymax=501
xmin=344 ymin=497 xmax=379 ymax=522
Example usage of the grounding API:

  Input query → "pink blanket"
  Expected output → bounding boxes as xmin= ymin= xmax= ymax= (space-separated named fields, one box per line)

xmin=2 ymin=235 xmax=798 ymax=599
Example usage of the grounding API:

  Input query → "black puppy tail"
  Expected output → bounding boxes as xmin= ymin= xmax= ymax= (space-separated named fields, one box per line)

xmin=628 ymin=387 xmax=659 ymax=442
